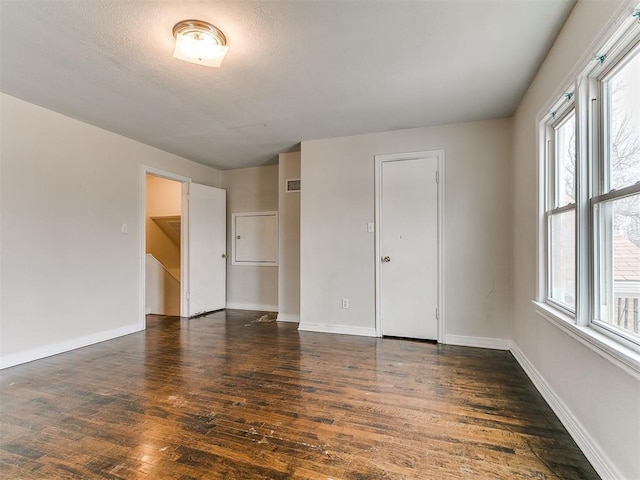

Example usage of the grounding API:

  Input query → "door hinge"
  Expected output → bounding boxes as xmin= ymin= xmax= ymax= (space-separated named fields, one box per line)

xmin=186 ymin=292 xmax=190 ymax=300
xmin=435 ymin=171 xmax=439 ymax=183
xmin=435 ymin=307 xmax=439 ymax=320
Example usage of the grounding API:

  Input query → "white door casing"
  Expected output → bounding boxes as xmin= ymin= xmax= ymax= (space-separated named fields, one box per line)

xmin=375 ymin=150 xmax=445 ymax=340
xmin=188 ymin=183 xmax=227 ymax=316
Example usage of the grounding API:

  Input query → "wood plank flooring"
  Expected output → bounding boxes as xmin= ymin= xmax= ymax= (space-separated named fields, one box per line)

xmin=0 ymin=310 xmax=599 ymax=479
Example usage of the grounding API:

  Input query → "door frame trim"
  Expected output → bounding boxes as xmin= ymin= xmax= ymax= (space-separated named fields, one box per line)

xmin=374 ymin=150 xmax=446 ymax=342
xmin=140 ymin=166 xmax=192 ymax=326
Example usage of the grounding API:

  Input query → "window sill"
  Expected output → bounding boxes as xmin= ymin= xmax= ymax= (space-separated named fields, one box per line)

xmin=532 ymin=300 xmax=640 ymax=379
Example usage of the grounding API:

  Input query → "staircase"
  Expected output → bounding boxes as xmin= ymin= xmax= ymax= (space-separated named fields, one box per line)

xmin=145 ymin=254 xmax=180 ymax=316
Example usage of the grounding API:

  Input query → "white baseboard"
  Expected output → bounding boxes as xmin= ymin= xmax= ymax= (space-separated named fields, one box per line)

xmin=510 ymin=343 xmax=623 ymax=480
xmin=445 ymin=334 xmax=511 ymax=350
xmin=225 ymin=303 xmax=278 ymax=312
xmin=276 ymin=313 xmax=300 ymax=323
xmin=0 ymin=323 xmax=142 ymax=370
xmin=298 ymin=322 xmax=377 ymax=337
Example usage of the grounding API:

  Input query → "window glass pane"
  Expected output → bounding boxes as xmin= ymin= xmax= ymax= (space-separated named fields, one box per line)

xmin=555 ymin=112 xmax=576 ymax=206
xmin=549 ymin=209 xmax=575 ymax=308
xmin=606 ymin=47 xmax=640 ymax=191
xmin=594 ymin=193 xmax=640 ymax=340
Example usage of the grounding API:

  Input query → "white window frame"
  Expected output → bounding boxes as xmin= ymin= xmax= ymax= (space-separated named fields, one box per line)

xmin=587 ymin=27 xmax=640 ymax=352
xmin=535 ymin=4 xmax=640 ymax=376
xmin=543 ymin=103 xmax=577 ymax=316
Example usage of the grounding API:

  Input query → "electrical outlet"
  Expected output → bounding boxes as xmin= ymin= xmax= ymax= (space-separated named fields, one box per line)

xmin=121 ymin=223 xmax=128 ymax=234
xmin=367 ymin=222 xmax=374 ymax=233
xmin=342 ymin=298 xmax=349 ymax=309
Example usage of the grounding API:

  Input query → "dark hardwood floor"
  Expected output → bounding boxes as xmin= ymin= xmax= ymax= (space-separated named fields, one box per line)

xmin=0 ymin=310 xmax=599 ymax=479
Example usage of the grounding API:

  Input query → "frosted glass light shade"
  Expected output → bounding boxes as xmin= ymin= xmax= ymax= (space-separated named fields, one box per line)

xmin=172 ymin=20 xmax=229 ymax=68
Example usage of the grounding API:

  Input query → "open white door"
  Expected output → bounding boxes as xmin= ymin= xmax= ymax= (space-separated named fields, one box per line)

xmin=188 ymin=183 xmax=226 ymax=316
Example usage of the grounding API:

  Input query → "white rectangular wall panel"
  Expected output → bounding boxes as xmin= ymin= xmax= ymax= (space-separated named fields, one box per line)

xmin=232 ymin=212 xmax=278 ymax=266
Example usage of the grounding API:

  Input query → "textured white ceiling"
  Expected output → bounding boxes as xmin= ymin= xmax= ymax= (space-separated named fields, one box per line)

xmin=0 ymin=0 xmax=574 ymax=170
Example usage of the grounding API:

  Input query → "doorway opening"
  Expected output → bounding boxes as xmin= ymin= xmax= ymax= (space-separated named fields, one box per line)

xmin=141 ymin=167 xmax=227 ymax=327
xmin=141 ymin=167 xmax=191 ymax=328
xmin=145 ymin=173 xmax=184 ymax=317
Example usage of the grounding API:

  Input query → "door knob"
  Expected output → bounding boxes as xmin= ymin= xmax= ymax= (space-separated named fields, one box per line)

xmin=382 ymin=256 xmax=391 ymax=263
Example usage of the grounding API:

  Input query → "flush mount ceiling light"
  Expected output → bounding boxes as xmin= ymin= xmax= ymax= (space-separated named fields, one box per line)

xmin=172 ymin=19 xmax=229 ymax=68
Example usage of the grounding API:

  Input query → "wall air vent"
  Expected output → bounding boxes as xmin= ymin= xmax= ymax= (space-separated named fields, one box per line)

xmin=286 ymin=178 xmax=301 ymax=193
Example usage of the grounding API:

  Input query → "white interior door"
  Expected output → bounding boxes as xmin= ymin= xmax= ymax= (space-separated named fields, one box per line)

xmin=379 ymin=155 xmax=439 ymax=339
xmin=188 ymin=183 xmax=226 ymax=316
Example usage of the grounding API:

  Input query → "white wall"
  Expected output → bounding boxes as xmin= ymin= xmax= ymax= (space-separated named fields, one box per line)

xmin=300 ymin=118 xmax=512 ymax=344
xmin=146 ymin=175 xmax=181 ymax=279
xmin=278 ymin=152 xmax=301 ymax=322
xmin=222 ymin=165 xmax=279 ymax=311
xmin=512 ymin=1 xmax=640 ymax=478
xmin=0 ymin=93 xmax=221 ymax=368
